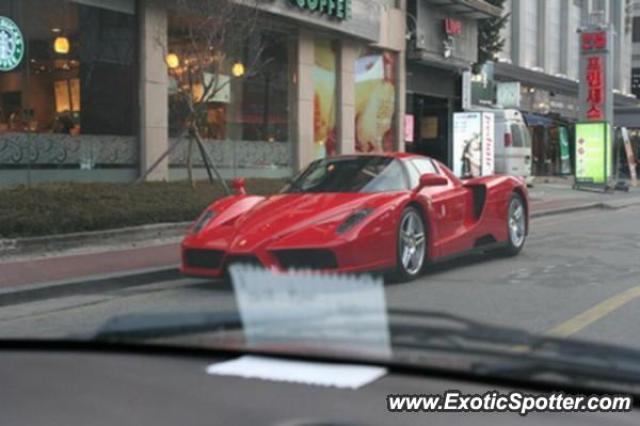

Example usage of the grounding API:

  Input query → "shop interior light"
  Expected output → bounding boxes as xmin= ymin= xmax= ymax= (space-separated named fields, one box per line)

xmin=53 ymin=36 xmax=70 ymax=54
xmin=232 ymin=62 xmax=245 ymax=77
xmin=51 ymin=28 xmax=61 ymax=33
xmin=166 ymin=53 xmax=180 ymax=69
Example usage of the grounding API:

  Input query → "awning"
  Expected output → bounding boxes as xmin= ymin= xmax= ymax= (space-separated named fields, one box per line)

xmin=614 ymin=107 xmax=640 ymax=128
xmin=523 ymin=113 xmax=556 ymax=128
xmin=422 ymin=0 xmax=502 ymax=19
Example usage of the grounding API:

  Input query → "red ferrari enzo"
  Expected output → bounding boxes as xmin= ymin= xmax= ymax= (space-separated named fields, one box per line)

xmin=181 ymin=153 xmax=529 ymax=282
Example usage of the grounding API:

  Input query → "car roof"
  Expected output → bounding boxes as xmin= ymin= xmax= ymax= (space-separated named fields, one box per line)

xmin=331 ymin=152 xmax=428 ymax=161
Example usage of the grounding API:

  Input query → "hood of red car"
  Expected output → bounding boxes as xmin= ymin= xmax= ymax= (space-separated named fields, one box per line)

xmin=221 ymin=192 xmax=404 ymax=251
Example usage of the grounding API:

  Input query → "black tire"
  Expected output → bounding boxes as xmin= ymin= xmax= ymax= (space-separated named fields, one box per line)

xmin=499 ymin=192 xmax=527 ymax=256
xmin=387 ymin=206 xmax=427 ymax=283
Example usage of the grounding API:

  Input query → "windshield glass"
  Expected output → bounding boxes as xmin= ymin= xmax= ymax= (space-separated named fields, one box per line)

xmin=3 ymin=0 xmax=640 ymax=410
xmin=282 ymin=156 xmax=408 ymax=193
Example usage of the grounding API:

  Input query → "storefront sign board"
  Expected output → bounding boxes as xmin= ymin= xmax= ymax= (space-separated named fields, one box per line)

xmin=575 ymin=122 xmax=611 ymax=185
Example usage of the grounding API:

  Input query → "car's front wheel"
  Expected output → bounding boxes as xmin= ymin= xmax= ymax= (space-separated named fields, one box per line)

xmin=389 ymin=206 xmax=427 ymax=283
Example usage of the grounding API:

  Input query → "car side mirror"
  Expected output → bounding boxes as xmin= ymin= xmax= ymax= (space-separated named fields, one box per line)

xmin=419 ymin=173 xmax=448 ymax=188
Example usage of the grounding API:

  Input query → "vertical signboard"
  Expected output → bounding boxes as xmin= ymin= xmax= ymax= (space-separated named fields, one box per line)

xmin=313 ymin=40 xmax=338 ymax=158
xmin=470 ymin=62 xmax=495 ymax=107
xmin=453 ymin=112 xmax=494 ymax=178
xmin=481 ymin=112 xmax=495 ymax=176
xmin=404 ymin=114 xmax=414 ymax=143
xmin=620 ymin=127 xmax=638 ymax=186
xmin=355 ymin=49 xmax=397 ymax=153
xmin=575 ymin=122 xmax=611 ymax=184
xmin=576 ymin=27 xmax=613 ymax=189
xmin=579 ymin=28 xmax=613 ymax=123
xmin=631 ymin=68 xmax=640 ymax=99
xmin=558 ymin=126 xmax=571 ymax=175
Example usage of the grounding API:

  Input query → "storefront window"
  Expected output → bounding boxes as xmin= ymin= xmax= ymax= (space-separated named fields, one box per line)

xmin=0 ymin=0 xmax=136 ymax=135
xmin=355 ymin=48 xmax=397 ymax=152
xmin=0 ymin=0 xmax=137 ymax=182
xmin=313 ymin=39 xmax=337 ymax=158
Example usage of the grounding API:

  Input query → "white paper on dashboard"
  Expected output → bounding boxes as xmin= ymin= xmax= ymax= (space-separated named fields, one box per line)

xmin=206 ymin=355 xmax=387 ymax=389
xmin=228 ymin=265 xmax=391 ymax=358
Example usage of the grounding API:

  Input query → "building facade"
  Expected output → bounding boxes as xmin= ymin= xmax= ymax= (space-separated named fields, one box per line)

xmin=496 ymin=0 xmax=637 ymax=176
xmin=0 ymin=0 xmax=405 ymax=185
xmin=404 ymin=0 xmax=500 ymax=167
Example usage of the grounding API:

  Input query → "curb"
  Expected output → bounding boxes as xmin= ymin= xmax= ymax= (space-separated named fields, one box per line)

xmin=0 ymin=265 xmax=183 ymax=308
xmin=531 ymin=198 xmax=640 ymax=219
xmin=0 ymin=222 xmax=191 ymax=259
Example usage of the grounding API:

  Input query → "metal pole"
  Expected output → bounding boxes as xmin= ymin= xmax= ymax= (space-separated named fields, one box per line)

xmin=193 ymin=129 xmax=231 ymax=195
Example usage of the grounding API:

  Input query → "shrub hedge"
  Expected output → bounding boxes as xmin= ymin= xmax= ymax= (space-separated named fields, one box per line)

xmin=0 ymin=179 xmax=285 ymax=238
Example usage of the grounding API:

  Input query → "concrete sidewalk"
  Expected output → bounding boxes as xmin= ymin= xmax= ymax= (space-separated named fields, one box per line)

xmin=1 ymin=182 xmax=639 ymax=290
xmin=529 ymin=181 xmax=640 ymax=216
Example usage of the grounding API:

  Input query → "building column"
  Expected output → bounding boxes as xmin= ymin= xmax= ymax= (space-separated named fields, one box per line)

xmin=559 ymin=0 xmax=570 ymax=76
xmin=295 ymin=31 xmax=315 ymax=170
xmin=537 ymin=0 xmax=547 ymax=70
xmin=139 ymin=0 xmax=169 ymax=181
xmin=396 ymin=48 xmax=406 ymax=153
xmin=338 ymin=40 xmax=357 ymax=154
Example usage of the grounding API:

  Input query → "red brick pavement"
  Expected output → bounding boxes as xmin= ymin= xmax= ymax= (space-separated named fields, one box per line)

xmin=0 ymin=243 xmax=179 ymax=288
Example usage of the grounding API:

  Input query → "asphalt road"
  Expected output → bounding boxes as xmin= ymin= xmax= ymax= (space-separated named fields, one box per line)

xmin=1 ymin=205 xmax=640 ymax=352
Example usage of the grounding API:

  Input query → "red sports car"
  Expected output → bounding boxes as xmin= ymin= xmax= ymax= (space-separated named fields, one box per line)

xmin=181 ymin=153 xmax=529 ymax=282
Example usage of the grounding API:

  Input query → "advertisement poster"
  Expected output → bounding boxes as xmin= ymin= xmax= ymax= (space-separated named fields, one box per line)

xmin=453 ymin=112 xmax=494 ymax=178
xmin=575 ymin=122 xmax=611 ymax=184
xmin=453 ymin=113 xmax=481 ymax=177
xmin=404 ymin=114 xmax=414 ymax=143
xmin=355 ymin=49 xmax=397 ymax=152
xmin=558 ymin=126 xmax=571 ymax=175
xmin=313 ymin=40 xmax=338 ymax=158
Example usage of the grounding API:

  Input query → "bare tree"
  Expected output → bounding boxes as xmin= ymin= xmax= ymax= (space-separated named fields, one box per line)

xmin=138 ymin=0 xmax=268 ymax=192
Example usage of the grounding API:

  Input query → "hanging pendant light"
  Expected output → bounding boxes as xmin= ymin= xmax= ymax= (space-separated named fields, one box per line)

xmin=231 ymin=61 xmax=245 ymax=77
xmin=54 ymin=36 xmax=70 ymax=54
xmin=166 ymin=53 xmax=180 ymax=69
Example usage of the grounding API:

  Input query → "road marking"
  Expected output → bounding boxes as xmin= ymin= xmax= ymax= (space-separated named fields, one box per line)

xmin=545 ymin=286 xmax=640 ymax=338
xmin=510 ymin=286 xmax=640 ymax=353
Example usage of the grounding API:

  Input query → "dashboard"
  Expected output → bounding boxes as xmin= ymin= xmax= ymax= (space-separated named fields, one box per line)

xmin=1 ymin=348 xmax=637 ymax=426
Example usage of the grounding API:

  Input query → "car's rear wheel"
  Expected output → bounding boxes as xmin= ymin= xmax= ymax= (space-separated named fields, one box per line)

xmin=500 ymin=193 xmax=526 ymax=256
xmin=389 ymin=206 xmax=427 ymax=283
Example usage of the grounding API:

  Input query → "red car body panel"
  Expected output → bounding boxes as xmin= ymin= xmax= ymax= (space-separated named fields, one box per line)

xmin=181 ymin=153 xmax=529 ymax=278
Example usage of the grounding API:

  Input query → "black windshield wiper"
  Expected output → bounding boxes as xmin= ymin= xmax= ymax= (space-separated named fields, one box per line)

xmin=94 ymin=311 xmax=243 ymax=341
xmin=388 ymin=308 xmax=640 ymax=386
xmin=93 ymin=308 xmax=640 ymax=387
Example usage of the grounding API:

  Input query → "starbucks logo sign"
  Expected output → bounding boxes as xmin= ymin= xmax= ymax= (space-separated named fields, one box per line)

xmin=0 ymin=16 xmax=24 ymax=72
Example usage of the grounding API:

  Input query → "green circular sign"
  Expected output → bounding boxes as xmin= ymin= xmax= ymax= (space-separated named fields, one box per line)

xmin=0 ymin=16 xmax=24 ymax=72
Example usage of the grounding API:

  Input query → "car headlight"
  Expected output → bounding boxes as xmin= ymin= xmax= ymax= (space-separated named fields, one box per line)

xmin=336 ymin=208 xmax=374 ymax=234
xmin=191 ymin=210 xmax=216 ymax=234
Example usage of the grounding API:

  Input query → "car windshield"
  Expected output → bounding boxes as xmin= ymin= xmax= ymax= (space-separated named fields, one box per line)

xmin=282 ymin=156 xmax=408 ymax=193
xmin=3 ymin=0 xmax=640 ymax=419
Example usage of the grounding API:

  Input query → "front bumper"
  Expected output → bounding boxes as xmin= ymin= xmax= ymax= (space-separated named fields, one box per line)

xmin=180 ymin=240 xmax=393 ymax=279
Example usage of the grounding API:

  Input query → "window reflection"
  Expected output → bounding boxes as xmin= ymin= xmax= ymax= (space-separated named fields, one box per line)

xmin=167 ymin=24 xmax=292 ymax=145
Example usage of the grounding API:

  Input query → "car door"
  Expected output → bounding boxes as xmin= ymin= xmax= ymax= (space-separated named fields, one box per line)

xmin=411 ymin=159 xmax=468 ymax=258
